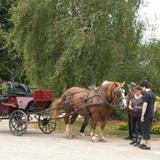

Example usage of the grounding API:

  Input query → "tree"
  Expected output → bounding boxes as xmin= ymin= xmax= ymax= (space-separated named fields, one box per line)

xmin=0 ymin=0 xmax=24 ymax=81
xmin=10 ymin=0 xmax=144 ymax=95
xmin=138 ymin=40 xmax=160 ymax=93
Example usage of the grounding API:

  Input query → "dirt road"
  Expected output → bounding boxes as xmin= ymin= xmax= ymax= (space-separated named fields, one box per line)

xmin=0 ymin=121 xmax=159 ymax=160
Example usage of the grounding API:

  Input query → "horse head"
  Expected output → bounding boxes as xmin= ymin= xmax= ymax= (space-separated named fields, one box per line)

xmin=101 ymin=81 xmax=126 ymax=109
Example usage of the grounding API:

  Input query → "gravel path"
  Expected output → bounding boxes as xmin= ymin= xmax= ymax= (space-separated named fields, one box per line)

xmin=0 ymin=121 xmax=160 ymax=160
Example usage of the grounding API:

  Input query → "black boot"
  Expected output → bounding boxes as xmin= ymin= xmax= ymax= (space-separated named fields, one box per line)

xmin=129 ymin=134 xmax=137 ymax=145
xmin=139 ymin=144 xmax=151 ymax=150
xmin=129 ymin=138 xmax=137 ymax=145
xmin=134 ymin=136 xmax=141 ymax=146
xmin=134 ymin=140 xmax=140 ymax=146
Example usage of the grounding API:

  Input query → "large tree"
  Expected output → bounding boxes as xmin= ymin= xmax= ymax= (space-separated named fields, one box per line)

xmin=0 ymin=0 xmax=24 ymax=81
xmin=10 ymin=0 xmax=144 ymax=95
xmin=138 ymin=40 xmax=160 ymax=93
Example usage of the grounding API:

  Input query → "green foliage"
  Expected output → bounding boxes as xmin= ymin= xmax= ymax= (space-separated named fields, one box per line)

xmin=151 ymin=125 xmax=160 ymax=134
xmin=117 ymin=121 xmax=128 ymax=131
xmin=138 ymin=40 xmax=160 ymax=93
xmin=9 ymin=0 xmax=145 ymax=95
xmin=117 ymin=120 xmax=160 ymax=135
xmin=112 ymin=109 xmax=128 ymax=120
xmin=0 ymin=0 xmax=24 ymax=82
xmin=154 ymin=107 xmax=160 ymax=122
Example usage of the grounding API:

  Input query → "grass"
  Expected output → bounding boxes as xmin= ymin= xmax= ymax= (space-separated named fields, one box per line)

xmin=51 ymin=118 xmax=160 ymax=140
xmin=30 ymin=118 xmax=160 ymax=140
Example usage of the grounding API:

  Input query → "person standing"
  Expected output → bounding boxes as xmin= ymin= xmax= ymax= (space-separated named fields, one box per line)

xmin=125 ymin=82 xmax=136 ymax=140
xmin=139 ymin=80 xmax=156 ymax=150
xmin=128 ymin=86 xmax=143 ymax=146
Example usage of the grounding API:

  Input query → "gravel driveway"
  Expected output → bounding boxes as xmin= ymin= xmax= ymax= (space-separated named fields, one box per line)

xmin=0 ymin=121 xmax=159 ymax=160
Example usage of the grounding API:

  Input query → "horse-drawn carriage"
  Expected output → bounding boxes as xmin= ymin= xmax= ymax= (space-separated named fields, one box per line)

xmin=0 ymin=82 xmax=56 ymax=136
xmin=0 ymin=80 xmax=126 ymax=141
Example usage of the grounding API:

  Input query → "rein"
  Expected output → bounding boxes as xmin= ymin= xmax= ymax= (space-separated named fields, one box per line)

xmin=50 ymin=107 xmax=83 ymax=120
xmin=103 ymin=98 xmax=123 ymax=108
xmin=35 ymin=107 xmax=84 ymax=120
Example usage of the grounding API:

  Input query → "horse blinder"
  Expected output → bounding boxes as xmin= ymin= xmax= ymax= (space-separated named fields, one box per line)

xmin=114 ymin=88 xmax=123 ymax=98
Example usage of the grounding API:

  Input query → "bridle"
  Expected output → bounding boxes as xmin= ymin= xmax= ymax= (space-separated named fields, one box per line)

xmin=100 ymin=85 xmax=126 ymax=108
xmin=112 ymin=87 xmax=126 ymax=108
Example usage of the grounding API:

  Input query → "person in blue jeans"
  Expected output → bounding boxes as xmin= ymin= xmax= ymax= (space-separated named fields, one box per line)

xmin=80 ymin=116 xmax=90 ymax=136
xmin=139 ymin=80 xmax=156 ymax=150
xmin=128 ymin=85 xmax=143 ymax=146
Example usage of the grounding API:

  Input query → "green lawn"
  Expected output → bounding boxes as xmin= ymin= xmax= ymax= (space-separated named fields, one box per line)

xmin=30 ymin=117 xmax=160 ymax=140
xmin=54 ymin=118 xmax=160 ymax=140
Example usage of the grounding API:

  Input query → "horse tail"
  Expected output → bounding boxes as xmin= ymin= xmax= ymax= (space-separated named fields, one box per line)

xmin=51 ymin=98 xmax=62 ymax=118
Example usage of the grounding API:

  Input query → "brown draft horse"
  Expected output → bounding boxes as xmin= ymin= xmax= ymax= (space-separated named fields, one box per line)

xmin=53 ymin=81 xmax=126 ymax=142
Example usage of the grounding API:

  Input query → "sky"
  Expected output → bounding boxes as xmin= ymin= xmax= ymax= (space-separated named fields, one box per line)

xmin=139 ymin=0 xmax=160 ymax=41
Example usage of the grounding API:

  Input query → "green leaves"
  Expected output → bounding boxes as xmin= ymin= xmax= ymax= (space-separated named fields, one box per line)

xmin=8 ymin=0 xmax=148 ymax=95
xmin=0 ymin=0 xmax=24 ymax=81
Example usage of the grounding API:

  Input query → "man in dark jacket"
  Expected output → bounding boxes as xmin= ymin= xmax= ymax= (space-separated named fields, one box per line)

xmin=139 ymin=80 xmax=156 ymax=150
xmin=125 ymin=82 xmax=136 ymax=140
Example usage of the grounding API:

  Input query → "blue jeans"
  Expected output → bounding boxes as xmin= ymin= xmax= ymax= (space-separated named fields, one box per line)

xmin=141 ymin=118 xmax=152 ymax=140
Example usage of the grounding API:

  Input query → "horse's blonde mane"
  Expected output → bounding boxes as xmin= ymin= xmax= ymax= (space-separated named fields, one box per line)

xmin=101 ymin=80 xmax=112 ymax=86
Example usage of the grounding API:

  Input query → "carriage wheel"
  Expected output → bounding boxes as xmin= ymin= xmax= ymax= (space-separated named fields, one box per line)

xmin=38 ymin=114 xmax=56 ymax=134
xmin=9 ymin=110 xmax=28 ymax=136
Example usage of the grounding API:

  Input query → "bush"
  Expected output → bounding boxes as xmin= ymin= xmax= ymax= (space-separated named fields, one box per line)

xmin=151 ymin=124 xmax=160 ymax=134
xmin=117 ymin=120 xmax=160 ymax=135
xmin=117 ymin=121 xmax=128 ymax=131
xmin=112 ymin=109 xmax=128 ymax=121
xmin=154 ymin=107 xmax=160 ymax=122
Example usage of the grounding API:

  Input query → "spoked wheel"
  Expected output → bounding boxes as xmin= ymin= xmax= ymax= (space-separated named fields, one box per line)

xmin=9 ymin=110 xmax=28 ymax=136
xmin=38 ymin=114 xmax=56 ymax=134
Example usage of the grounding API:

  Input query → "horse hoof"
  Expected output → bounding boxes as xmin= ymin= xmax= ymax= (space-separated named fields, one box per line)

xmin=71 ymin=134 xmax=75 ymax=138
xmin=66 ymin=135 xmax=72 ymax=139
xmin=66 ymin=134 xmax=75 ymax=139
xmin=91 ymin=136 xmax=99 ymax=142
xmin=99 ymin=137 xmax=107 ymax=142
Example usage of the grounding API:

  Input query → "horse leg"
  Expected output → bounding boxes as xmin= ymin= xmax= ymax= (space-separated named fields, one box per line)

xmin=99 ymin=120 xmax=107 ymax=142
xmin=90 ymin=121 xmax=95 ymax=137
xmin=90 ymin=119 xmax=98 ymax=142
xmin=69 ymin=113 xmax=78 ymax=138
xmin=64 ymin=115 xmax=70 ymax=137
xmin=64 ymin=113 xmax=78 ymax=138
